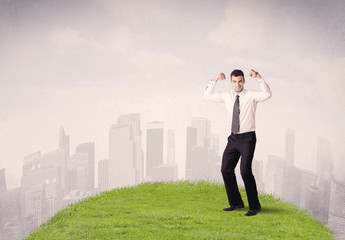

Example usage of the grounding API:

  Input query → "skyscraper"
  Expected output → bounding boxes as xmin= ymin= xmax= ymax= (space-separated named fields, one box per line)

xmin=146 ymin=121 xmax=164 ymax=180
xmin=67 ymin=147 xmax=94 ymax=193
xmin=328 ymin=177 xmax=345 ymax=239
xmin=76 ymin=142 xmax=95 ymax=191
xmin=117 ymin=113 xmax=144 ymax=184
xmin=185 ymin=127 xmax=197 ymax=179
xmin=98 ymin=159 xmax=108 ymax=192
xmin=300 ymin=170 xmax=318 ymax=209
xmin=58 ymin=127 xmax=69 ymax=192
xmin=265 ymin=155 xmax=285 ymax=197
xmin=108 ymin=113 xmax=144 ymax=189
xmin=109 ymin=124 xmax=136 ymax=189
xmin=191 ymin=117 xmax=211 ymax=148
xmin=167 ymin=129 xmax=175 ymax=165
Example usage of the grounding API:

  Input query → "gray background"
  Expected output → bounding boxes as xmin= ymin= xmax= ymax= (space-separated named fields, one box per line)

xmin=1 ymin=0 xmax=344 ymax=188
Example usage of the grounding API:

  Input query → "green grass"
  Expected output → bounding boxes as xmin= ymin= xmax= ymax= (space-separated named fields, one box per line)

xmin=26 ymin=180 xmax=335 ymax=239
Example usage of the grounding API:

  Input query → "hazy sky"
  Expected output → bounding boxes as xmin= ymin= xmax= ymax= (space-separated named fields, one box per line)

xmin=1 ymin=0 xmax=345 ymax=189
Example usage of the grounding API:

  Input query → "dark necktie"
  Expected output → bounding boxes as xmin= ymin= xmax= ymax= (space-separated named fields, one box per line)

xmin=231 ymin=95 xmax=240 ymax=134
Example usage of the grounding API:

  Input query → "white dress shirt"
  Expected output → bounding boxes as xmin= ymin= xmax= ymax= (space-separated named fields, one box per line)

xmin=203 ymin=78 xmax=272 ymax=134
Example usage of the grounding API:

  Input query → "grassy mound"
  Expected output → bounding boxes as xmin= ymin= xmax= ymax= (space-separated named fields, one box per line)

xmin=26 ymin=180 xmax=335 ymax=239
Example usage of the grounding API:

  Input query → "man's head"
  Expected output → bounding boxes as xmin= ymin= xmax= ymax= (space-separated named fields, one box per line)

xmin=230 ymin=69 xmax=245 ymax=94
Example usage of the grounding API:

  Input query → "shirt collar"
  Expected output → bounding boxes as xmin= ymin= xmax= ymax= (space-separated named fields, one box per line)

xmin=232 ymin=88 xmax=246 ymax=98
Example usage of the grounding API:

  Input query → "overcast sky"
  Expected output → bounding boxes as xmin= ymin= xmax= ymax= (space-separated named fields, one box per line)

xmin=1 ymin=0 xmax=345 ymax=189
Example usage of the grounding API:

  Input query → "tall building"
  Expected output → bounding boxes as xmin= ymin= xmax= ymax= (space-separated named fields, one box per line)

xmin=98 ymin=159 xmax=108 ymax=192
xmin=146 ymin=121 xmax=164 ymax=180
xmin=108 ymin=113 xmax=144 ymax=189
xmin=189 ymin=147 xmax=208 ymax=180
xmin=314 ymin=177 xmax=331 ymax=224
xmin=265 ymin=155 xmax=285 ymax=197
xmin=20 ymin=149 xmax=64 ymax=235
xmin=0 ymin=168 xmax=6 ymax=193
xmin=316 ymin=136 xmax=333 ymax=179
xmin=300 ymin=170 xmax=318 ymax=209
xmin=76 ymin=142 xmax=95 ymax=191
xmin=191 ymin=117 xmax=211 ymax=148
xmin=58 ymin=127 xmax=69 ymax=193
xmin=185 ymin=127 xmax=197 ymax=179
xmin=186 ymin=117 xmax=221 ymax=181
xmin=328 ymin=177 xmax=345 ymax=239
xmin=117 ymin=113 xmax=144 ymax=184
xmin=67 ymin=152 xmax=91 ymax=193
xmin=285 ymin=128 xmax=295 ymax=166
xmin=109 ymin=124 xmax=136 ymax=189
xmin=282 ymin=165 xmax=302 ymax=206
xmin=167 ymin=129 xmax=175 ymax=165
xmin=0 ymin=187 xmax=21 ymax=240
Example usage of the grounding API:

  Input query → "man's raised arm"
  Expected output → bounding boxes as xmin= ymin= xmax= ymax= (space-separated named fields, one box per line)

xmin=249 ymin=69 xmax=272 ymax=103
xmin=203 ymin=73 xmax=226 ymax=103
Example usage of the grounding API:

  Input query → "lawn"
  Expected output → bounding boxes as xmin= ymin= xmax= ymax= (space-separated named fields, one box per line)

xmin=26 ymin=180 xmax=335 ymax=239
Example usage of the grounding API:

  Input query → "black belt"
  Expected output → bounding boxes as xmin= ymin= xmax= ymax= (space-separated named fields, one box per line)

xmin=231 ymin=131 xmax=255 ymax=138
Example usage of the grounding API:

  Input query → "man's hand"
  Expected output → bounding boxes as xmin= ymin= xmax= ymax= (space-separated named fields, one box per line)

xmin=212 ymin=73 xmax=226 ymax=82
xmin=249 ymin=69 xmax=262 ymax=79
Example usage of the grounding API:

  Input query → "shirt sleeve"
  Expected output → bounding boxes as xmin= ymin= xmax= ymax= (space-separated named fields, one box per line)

xmin=203 ymin=80 xmax=225 ymax=103
xmin=253 ymin=78 xmax=272 ymax=103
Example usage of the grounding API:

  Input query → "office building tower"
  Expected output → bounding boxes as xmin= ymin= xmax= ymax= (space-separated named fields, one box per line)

xmin=207 ymin=148 xmax=222 ymax=182
xmin=98 ymin=159 xmax=108 ymax=192
xmin=0 ymin=187 xmax=21 ymax=239
xmin=67 ymin=152 xmax=91 ymax=193
xmin=146 ymin=121 xmax=164 ymax=180
xmin=328 ymin=177 xmax=345 ymax=239
xmin=109 ymin=124 xmax=136 ymax=189
xmin=108 ymin=113 xmax=144 ymax=189
xmin=76 ymin=142 xmax=95 ymax=191
xmin=117 ymin=113 xmax=144 ymax=184
xmin=282 ymin=165 xmax=302 ymax=206
xmin=191 ymin=117 xmax=211 ymax=148
xmin=265 ymin=155 xmax=285 ymax=197
xmin=167 ymin=129 xmax=175 ymax=165
xmin=186 ymin=127 xmax=197 ymax=179
xmin=300 ymin=170 xmax=318 ymax=209
xmin=190 ymin=147 xmax=208 ymax=180
xmin=58 ymin=127 xmax=69 ymax=192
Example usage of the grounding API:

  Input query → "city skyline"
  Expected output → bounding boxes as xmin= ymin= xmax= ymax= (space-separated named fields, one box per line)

xmin=1 ymin=115 xmax=344 ymax=239
xmin=1 ymin=0 xmax=345 ymax=190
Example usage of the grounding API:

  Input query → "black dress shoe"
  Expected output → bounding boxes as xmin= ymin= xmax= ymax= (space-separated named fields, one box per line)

xmin=245 ymin=205 xmax=261 ymax=216
xmin=223 ymin=203 xmax=245 ymax=211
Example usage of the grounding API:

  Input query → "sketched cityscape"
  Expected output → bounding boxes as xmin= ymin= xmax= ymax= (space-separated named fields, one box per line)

xmin=0 ymin=112 xmax=344 ymax=239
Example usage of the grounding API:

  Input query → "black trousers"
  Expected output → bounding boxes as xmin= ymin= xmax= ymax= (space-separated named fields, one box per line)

xmin=221 ymin=131 xmax=261 ymax=210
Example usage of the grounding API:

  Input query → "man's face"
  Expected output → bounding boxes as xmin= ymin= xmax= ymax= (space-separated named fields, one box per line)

xmin=231 ymin=75 xmax=245 ymax=93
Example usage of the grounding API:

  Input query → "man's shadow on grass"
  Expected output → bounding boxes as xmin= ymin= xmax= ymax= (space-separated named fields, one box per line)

xmin=260 ymin=206 xmax=288 ymax=214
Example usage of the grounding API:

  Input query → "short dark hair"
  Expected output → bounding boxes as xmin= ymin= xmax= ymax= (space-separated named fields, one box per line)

xmin=230 ymin=69 xmax=244 ymax=78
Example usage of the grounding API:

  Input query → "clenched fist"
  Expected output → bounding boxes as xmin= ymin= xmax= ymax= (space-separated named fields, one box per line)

xmin=249 ymin=69 xmax=261 ymax=79
xmin=212 ymin=73 xmax=226 ymax=82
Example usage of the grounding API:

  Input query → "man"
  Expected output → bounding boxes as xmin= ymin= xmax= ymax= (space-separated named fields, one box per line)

xmin=203 ymin=69 xmax=272 ymax=216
